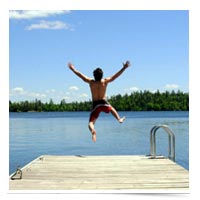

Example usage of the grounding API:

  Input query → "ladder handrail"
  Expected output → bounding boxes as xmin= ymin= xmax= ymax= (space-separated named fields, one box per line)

xmin=150 ymin=125 xmax=175 ymax=161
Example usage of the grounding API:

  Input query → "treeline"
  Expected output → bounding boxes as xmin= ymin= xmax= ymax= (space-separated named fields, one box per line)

xmin=9 ymin=90 xmax=189 ymax=112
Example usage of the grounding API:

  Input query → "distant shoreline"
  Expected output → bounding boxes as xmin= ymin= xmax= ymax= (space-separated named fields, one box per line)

xmin=9 ymin=90 xmax=189 ymax=112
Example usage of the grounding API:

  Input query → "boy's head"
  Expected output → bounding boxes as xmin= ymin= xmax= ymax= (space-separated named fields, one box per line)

xmin=93 ymin=68 xmax=103 ymax=81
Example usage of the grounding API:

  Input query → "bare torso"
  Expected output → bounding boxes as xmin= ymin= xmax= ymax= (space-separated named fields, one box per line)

xmin=89 ymin=79 xmax=108 ymax=101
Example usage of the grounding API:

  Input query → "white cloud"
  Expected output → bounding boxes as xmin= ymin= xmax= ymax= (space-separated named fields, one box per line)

xmin=69 ymin=86 xmax=79 ymax=91
xmin=28 ymin=92 xmax=46 ymax=98
xmin=129 ymin=87 xmax=139 ymax=91
xmin=63 ymin=96 xmax=70 ymax=100
xmin=10 ymin=87 xmax=89 ymax=103
xmin=79 ymin=93 xmax=89 ymax=98
xmin=125 ymin=86 xmax=139 ymax=93
xmin=25 ymin=20 xmax=74 ymax=31
xmin=12 ymin=87 xmax=25 ymax=93
xmin=165 ymin=84 xmax=179 ymax=90
xmin=150 ymin=89 xmax=158 ymax=93
xmin=10 ymin=87 xmax=46 ymax=99
xmin=9 ymin=10 xmax=70 ymax=20
xmin=46 ymin=89 xmax=56 ymax=93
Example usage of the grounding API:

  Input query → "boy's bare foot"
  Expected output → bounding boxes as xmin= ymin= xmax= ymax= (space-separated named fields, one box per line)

xmin=91 ymin=129 xmax=96 ymax=142
xmin=118 ymin=116 xmax=126 ymax=123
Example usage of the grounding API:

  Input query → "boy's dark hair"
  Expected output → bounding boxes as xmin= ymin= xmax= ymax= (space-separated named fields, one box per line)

xmin=93 ymin=68 xmax=103 ymax=81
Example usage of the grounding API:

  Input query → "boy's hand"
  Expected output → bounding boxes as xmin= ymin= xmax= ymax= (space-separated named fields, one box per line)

xmin=68 ymin=62 xmax=75 ymax=71
xmin=123 ymin=61 xmax=131 ymax=69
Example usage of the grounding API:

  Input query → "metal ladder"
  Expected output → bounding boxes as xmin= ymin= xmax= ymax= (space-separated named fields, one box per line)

xmin=150 ymin=125 xmax=175 ymax=162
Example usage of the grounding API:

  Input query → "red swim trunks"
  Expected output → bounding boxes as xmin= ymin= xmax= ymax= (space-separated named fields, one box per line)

xmin=89 ymin=99 xmax=112 ymax=122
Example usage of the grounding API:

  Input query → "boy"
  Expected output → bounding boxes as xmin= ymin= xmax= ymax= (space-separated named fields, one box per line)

xmin=68 ymin=61 xmax=131 ymax=142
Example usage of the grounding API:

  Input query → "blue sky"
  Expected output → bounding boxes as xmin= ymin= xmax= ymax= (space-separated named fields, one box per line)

xmin=9 ymin=10 xmax=189 ymax=103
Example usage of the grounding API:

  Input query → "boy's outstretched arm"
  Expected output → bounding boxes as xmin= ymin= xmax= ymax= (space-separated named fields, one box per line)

xmin=105 ymin=61 xmax=131 ymax=83
xmin=68 ymin=62 xmax=92 ymax=83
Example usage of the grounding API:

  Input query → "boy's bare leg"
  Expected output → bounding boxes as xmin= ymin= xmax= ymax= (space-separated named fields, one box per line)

xmin=88 ymin=121 xmax=96 ymax=142
xmin=110 ymin=107 xmax=126 ymax=123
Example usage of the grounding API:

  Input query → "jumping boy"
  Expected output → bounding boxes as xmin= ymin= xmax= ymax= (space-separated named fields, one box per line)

xmin=68 ymin=61 xmax=131 ymax=142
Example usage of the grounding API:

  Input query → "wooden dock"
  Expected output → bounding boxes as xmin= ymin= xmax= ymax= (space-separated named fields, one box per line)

xmin=9 ymin=155 xmax=189 ymax=190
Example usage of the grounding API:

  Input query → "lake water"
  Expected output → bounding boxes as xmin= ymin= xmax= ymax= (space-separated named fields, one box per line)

xmin=9 ymin=111 xmax=189 ymax=174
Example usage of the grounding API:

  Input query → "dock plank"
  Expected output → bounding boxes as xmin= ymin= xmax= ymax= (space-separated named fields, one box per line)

xmin=9 ymin=155 xmax=189 ymax=190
